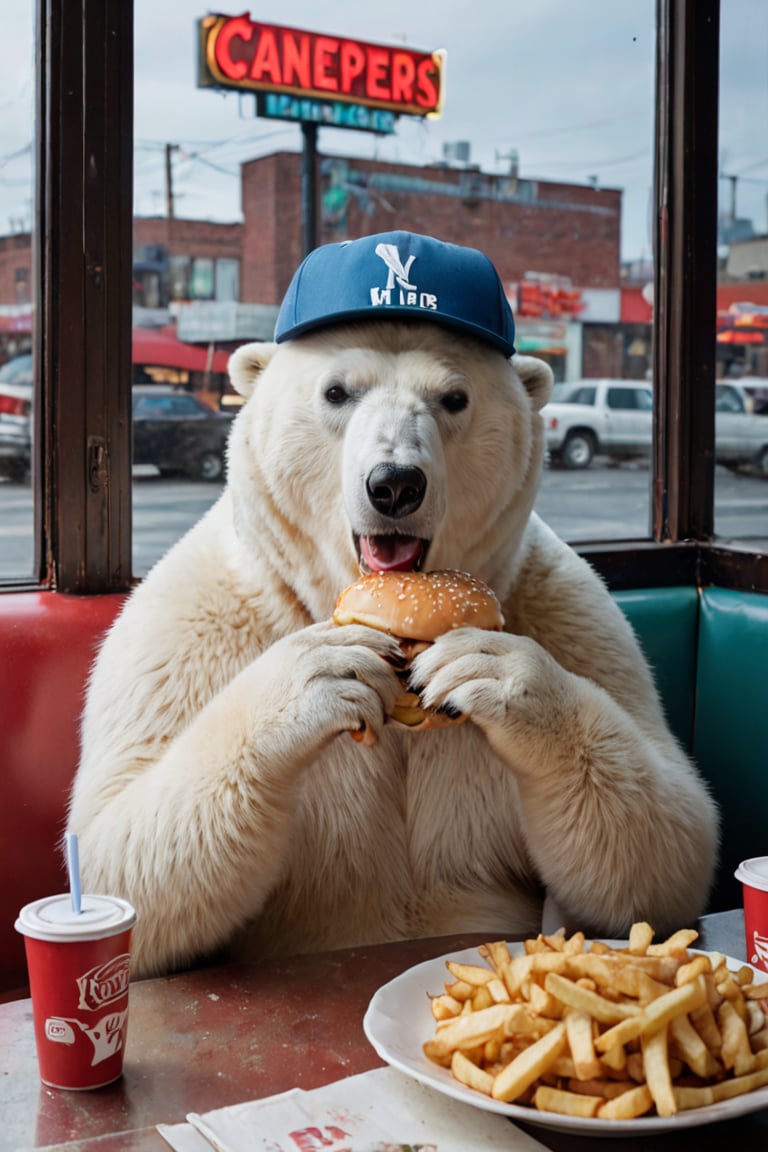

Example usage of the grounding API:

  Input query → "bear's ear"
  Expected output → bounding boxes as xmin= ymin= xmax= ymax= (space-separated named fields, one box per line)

xmin=227 ymin=342 xmax=278 ymax=400
xmin=512 ymin=354 xmax=554 ymax=411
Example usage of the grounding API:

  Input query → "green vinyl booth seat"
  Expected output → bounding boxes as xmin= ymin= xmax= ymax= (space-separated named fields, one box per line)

xmin=615 ymin=586 xmax=768 ymax=914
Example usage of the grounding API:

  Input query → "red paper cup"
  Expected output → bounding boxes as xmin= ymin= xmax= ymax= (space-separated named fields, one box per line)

xmin=735 ymin=858 xmax=768 ymax=973
xmin=15 ymin=893 xmax=137 ymax=1090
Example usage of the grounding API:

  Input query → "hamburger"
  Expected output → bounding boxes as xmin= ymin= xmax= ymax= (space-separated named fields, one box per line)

xmin=333 ymin=569 xmax=505 ymax=730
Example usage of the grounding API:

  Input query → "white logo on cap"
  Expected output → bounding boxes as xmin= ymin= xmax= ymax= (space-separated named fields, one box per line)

xmin=370 ymin=243 xmax=438 ymax=312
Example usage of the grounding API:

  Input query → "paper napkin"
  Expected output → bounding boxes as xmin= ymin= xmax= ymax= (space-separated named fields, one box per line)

xmin=156 ymin=1066 xmax=550 ymax=1152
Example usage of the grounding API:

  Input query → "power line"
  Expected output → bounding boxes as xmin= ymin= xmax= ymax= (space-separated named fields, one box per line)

xmin=0 ymin=141 xmax=32 ymax=168
xmin=526 ymin=146 xmax=650 ymax=172
xmin=730 ymin=156 xmax=768 ymax=176
xmin=511 ymin=116 xmax=645 ymax=142
xmin=720 ymin=171 xmax=768 ymax=187
xmin=185 ymin=153 xmax=240 ymax=178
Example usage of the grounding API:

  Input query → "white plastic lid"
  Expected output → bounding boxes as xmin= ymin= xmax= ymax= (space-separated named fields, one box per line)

xmin=15 ymin=893 xmax=137 ymax=942
xmin=734 ymin=857 xmax=768 ymax=893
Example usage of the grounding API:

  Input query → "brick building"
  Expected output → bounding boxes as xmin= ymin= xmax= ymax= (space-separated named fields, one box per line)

xmin=7 ymin=150 xmax=768 ymax=381
xmin=0 ymin=153 xmax=625 ymax=313
xmin=0 ymin=233 xmax=34 ymax=362
xmin=0 ymin=233 xmax=33 ymax=307
xmin=132 ymin=217 xmax=243 ymax=309
xmin=0 ymin=151 xmax=641 ymax=377
xmin=240 ymin=152 xmax=623 ymax=307
xmin=237 ymin=152 xmax=633 ymax=379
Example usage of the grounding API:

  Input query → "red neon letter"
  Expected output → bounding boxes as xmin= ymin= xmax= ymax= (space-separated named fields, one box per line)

xmin=416 ymin=58 xmax=439 ymax=110
xmin=313 ymin=37 xmax=339 ymax=92
xmin=282 ymin=32 xmax=311 ymax=88
xmin=249 ymin=27 xmax=282 ymax=84
xmin=365 ymin=47 xmax=390 ymax=100
xmin=340 ymin=41 xmax=366 ymax=95
xmin=390 ymin=52 xmax=415 ymax=105
xmin=214 ymin=16 xmax=253 ymax=82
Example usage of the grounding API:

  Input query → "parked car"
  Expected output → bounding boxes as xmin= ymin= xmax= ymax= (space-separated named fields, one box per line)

xmin=730 ymin=376 xmax=768 ymax=415
xmin=0 ymin=352 xmax=33 ymax=482
xmin=132 ymin=386 xmax=234 ymax=480
xmin=542 ymin=379 xmax=653 ymax=469
xmin=713 ymin=381 xmax=768 ymax=472
xmin=542 ymin=378 xmax=768 ymax=473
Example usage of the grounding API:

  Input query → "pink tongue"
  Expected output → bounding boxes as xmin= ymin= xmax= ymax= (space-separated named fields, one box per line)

xmin=361 ymin=535 xmax=423 ymax=573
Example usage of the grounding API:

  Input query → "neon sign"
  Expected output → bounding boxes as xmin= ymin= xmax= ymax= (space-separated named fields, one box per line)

xmin=257 ymin=94 xmax=397 ymax=134
xmin=512 ymin=276 xmax=585 ymax=319
xmin=198 ymin=14 xmax=444 ymax=119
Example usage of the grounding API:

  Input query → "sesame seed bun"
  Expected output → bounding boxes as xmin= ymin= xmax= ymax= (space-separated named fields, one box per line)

xmin=333 ymin=570 xmax=504 ymax=729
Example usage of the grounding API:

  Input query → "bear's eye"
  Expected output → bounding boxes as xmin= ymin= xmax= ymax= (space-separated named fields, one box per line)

xmin=324 ymin=381 xmax=349 ymax=405
xmin=441 ymin=389 xmax=469 ymax=414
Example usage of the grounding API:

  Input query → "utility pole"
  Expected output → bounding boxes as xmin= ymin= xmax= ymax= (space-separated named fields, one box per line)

xmin=300 ymin=124 xmax=318 ymax=257
xmin=165 ymin=143 xmax=179 ymax=219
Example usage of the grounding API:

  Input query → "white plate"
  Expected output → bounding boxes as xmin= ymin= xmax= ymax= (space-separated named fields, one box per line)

xmin=363 ymin=942 xmax=768 ymax=1136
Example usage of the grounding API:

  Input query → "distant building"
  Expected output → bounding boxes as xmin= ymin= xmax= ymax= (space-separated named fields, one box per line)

xmin=11 ymin=151 xmax=768 ymax=380
xmin=238 ymin=152 xmax=623 ymax=307
xmin=132 ymin=219 xmax=244 ymax=309
xmin=228 ymin=150 xmax=630 ymax=380
xmin=722 ymin=234 xmax=768 ymax=283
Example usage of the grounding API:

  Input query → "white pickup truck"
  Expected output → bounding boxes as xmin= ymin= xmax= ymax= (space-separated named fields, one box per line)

xmin=541 ymin=378 xmax=768 ymax=473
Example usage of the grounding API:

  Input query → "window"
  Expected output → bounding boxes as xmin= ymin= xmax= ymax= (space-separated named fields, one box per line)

xmin=15 ymin=267 xmax=31 ymax=305
xmin=133 ymin=393 xmax=207 ymax=418
xmin=570 ymin=387 xmax=597 ymax=406
xmin=603 ymin=386 xmax=653 ymax=411
xmin=190 ymin=258 xmax=215 ymax=300
xmin=215 ymin=258 xmax=239 ymax=302
xmin=0 ymin=0 xmax=35 ymax=581
xmin=170 ymin=395 xmax=204 ymax=416
xmin=0 ymin=0 xmax=765 ymax=595
xmin=169 ymin=255 xmax=191 ymax=301
xmin=607 ymin=388 xmax=639 ymax=411
xmin=715 ymin=384 xmax=744 ymax=414
xmin=714 ymin=0 xmax=768 ymax=548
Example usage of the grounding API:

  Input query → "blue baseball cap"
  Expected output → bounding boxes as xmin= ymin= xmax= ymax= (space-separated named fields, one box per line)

xmin=274 ymin=231 xmax=516 ymax=356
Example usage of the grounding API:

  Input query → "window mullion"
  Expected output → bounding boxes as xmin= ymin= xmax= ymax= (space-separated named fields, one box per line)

xmin=39 ymin=0 xmax=133 ymax=592
xmin=652 ymin=0 xmax=720 ymax=544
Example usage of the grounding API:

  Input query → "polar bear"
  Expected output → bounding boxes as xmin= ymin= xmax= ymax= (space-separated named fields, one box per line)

xmin=68 ymin=231 xmax=718 ymax=979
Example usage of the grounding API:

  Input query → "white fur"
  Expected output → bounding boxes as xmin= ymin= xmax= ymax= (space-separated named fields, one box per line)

xmin=69 ymin=321 xmax=718 ymax=977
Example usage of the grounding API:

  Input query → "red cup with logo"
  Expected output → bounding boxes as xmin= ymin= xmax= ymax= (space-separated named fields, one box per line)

xmin=735 ymin=858 xmax=768 ymax=973
xmin=15 ymin=893 xmax=137 ymax=1089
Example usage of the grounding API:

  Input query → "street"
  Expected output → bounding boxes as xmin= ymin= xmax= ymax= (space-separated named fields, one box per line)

xmin=1 ymin=463 xmax=766 ymax=580
xmin=535 ymin=462 xmax=768 ymax=544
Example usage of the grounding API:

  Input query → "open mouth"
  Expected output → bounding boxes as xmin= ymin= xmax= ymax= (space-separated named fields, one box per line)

xmin=355 ymin=534 xmax=429 ymax=574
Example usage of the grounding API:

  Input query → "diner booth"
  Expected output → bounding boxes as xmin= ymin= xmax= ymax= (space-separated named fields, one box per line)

xmin=1 ymin=2 xmax=768 ymax=1149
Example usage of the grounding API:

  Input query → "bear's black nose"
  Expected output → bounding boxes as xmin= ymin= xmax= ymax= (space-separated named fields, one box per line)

xmin=366 ymin=463 xmax=427 ymax=519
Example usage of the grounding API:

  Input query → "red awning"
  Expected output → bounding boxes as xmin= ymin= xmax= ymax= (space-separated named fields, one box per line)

xmin=717 ymin=283 xmax=768 ymax=310
xmin=716 ymin=329 xmax=766 ymax=345
xmin=620 ymin=287 xmax=653 ymax=324
xmin=132 ymin=327 xmax=231 ymax=374
xmin=0 ymin=312 xmax=33 ymax=334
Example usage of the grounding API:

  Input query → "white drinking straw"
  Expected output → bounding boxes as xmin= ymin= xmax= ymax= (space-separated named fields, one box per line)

xmin=66 ymin=832 xmax=82 ymax=914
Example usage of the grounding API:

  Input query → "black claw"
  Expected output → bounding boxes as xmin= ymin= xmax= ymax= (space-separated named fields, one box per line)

xmin=436 ymin=703 xmax=463 ymax=720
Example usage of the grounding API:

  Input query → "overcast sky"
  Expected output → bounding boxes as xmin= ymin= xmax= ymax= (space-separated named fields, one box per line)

xmin=1 ymin=1 xmax=767 ymax=265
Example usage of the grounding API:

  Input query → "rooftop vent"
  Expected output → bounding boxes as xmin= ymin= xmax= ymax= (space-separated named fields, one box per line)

xmin=442 ymin=141 xmax=471 ymax=166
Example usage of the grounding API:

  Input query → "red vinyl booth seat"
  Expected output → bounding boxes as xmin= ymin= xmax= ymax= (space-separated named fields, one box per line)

xmin=0 ymin=591 xmax=125 ymax=997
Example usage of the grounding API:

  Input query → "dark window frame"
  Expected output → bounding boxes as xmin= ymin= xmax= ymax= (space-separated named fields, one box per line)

xmin=8 ymin=0 xmax=765 ymax=597
xmin=32 ymin=0 xmax=133 ymax=594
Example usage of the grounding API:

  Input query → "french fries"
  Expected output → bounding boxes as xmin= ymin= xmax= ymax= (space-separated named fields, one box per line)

xmin=423 ymin=923 xmax=768 ymax=1121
